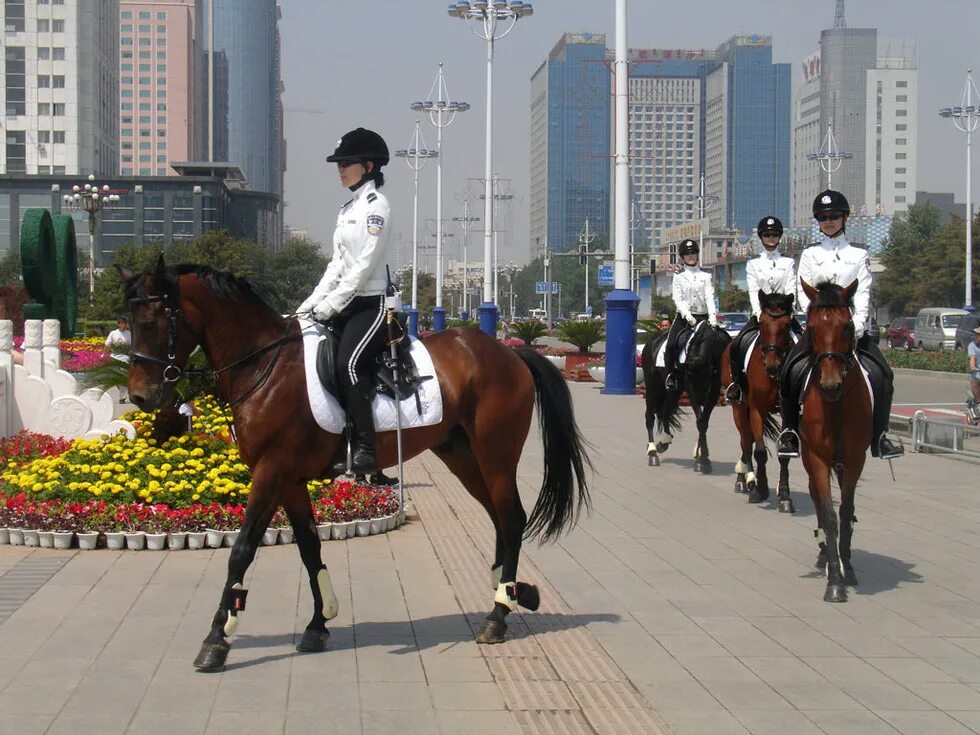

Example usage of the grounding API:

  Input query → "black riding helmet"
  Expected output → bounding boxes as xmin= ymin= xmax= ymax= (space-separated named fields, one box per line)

xmin=812 ymin=189 xmax=850 ymax=217
xmin=757 ymin=216 xmax=783 ymax=237
xmin=678 ymin=239 xmax=699 ymax=258
xmin=326 ymin=127 xmax=390 ymax=167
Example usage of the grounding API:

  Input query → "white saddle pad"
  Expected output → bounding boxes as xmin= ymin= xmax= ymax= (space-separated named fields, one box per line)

xmin=654 ymin=320 xmax=706 ymax=368
xmin=301 ymin=319 xmax=443 ymax=434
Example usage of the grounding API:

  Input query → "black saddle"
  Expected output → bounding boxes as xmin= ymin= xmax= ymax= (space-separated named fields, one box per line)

xmin=316 ymin=313 xmax=432 ymax=415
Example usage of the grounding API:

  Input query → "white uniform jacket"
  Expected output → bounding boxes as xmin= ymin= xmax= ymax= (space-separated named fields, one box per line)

xmin=298 ymin=180 xmax=391 ymax=320
xmin=795 ymin=234 xmax=872 ymax=338
xmin=672 ymin=266 xmax=717 ymax=325
xmin=746 ymin=250 xmax=797 ymax=317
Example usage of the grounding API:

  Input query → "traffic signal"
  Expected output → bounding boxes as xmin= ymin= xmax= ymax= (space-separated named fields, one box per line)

xmin=649 ymin=258 xmax=656 ymax=275
xmin=579 ymin=247 xmax=587 ymax=266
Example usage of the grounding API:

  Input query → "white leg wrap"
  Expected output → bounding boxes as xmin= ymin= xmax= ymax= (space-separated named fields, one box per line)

xmin=692 ymin=444 xmax=700 ymax=459
xmin=223 ymin=582 xmax=243 ymax=637
xmin=745 ymin=471 xmax=757 ymax=486
xmin=647 ymin=442 xmax=657 ymax=454
xmin=735 ymin=459 xmax=749 ymax=474
xmin=490 ymin=565 xmax=503 ymax=590
xmin=318 ymin=568 xmax=340 ymax=621
xmin=494 ymin=582 xmax=519 ymax=612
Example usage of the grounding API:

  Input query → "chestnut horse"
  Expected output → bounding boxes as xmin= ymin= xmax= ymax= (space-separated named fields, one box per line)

xmin=119 ymin=257 xmax=592 ymax=669
xmin=798 ymin=280 xmax=871 ymax=603
xmin=720 ymin=292 xmax=797 ymax=512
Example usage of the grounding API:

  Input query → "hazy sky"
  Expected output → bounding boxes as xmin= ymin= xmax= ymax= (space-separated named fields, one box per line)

xmin=280 ymin=0 xmax=978 ymax=266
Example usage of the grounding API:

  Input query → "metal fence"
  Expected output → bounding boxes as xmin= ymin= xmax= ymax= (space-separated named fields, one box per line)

xmin=910 ymin=410 xmax=980 ymax=460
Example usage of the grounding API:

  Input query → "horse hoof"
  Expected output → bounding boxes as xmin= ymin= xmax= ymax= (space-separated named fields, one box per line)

xmin=648 ymin=453 xmax=660 ymax=467
xmin=747 ymin=489 xmax=769 ymax=504
xmin=700 ymin=460 xmax=712 ymax=475
xmin=843 ymin=567 xmax=858 ymax=587
xmin=515 ymin=582 xmax=540 ymax=611
xmin=778 ymin=499 xmax=796 ymax=513
xmin=824 ymin=583 xmax=848 ymax=603
xmin=296 ymin=627 xmax=330 ymax=653
xmin=476 ymin=619 xmax=507 ymax=644
xmin=733 ymin=479 xmax=747 ymax=494
xmin=656 ymin=442 xmax=670 ymax=454
xmin=193 ymin=640 xmax=230 ymax=671
xmin=692 ymin=460 xmax=702 ymax=473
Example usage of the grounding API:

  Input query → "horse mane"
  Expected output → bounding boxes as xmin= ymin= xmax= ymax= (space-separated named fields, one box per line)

xmin=127 ymin=262 xmax=279 ymax=316
xmin=810 ymin=281 xmax=853 ymax=310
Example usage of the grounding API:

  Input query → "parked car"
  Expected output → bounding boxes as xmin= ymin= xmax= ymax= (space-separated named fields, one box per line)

xmin=954 ymin=313 xmax=980 ymax=350
xmin=914 ymin=307 xmax=968 ymax=351
xmin=886 ymin=316 xmax=917 ymax=350
xmin=718 ymin=312 xmax=749 ymax=338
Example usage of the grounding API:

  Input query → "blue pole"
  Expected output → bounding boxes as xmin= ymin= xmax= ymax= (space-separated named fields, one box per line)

xmin=603 ymin=289 xmax=640 ymax=395
xmin=432 ymin=306 xmax=447 ymax=332
xmin=478 ymin=301 xmax=498 ymax=338
xmin=406 ymin=307 xmax=419 ymax=338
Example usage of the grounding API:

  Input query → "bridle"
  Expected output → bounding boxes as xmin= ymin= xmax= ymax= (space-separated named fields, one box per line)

xmin=758 ymin=307 xmax=792 ymax=366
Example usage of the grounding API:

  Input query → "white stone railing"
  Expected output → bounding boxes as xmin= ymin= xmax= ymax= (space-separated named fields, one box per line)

xmin=0 ymin=319 xmax=136 ymax=441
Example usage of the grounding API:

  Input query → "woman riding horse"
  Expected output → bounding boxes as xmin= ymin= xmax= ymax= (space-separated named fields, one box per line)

xmin=777 ymin=189 xmax=904 ymax=461
xmin=664 ymin=238 xmax=718 ymax=392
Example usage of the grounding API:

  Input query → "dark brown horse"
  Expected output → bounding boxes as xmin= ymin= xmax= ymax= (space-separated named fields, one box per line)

xmin=720 ymin=292 xmax=796 ymax=512
xmin=798 ymin=280 xmax=871 ymax=603
xmin=119 ymin=257 xmax=592 ymax=669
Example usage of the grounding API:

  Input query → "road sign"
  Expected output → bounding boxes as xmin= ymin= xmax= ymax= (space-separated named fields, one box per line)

xmin=551 ymin=282 xmax=560 ymax=294
xmin=597 ymin=265 xmax=614 ymax=287
xmin=535 ymin=281 xmax=548 ymax=294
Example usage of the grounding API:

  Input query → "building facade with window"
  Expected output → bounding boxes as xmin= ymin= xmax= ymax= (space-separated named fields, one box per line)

xmin=0 ymin=163 xmax=279 ymax=259
xmin=1 ymin=0 xmax=119 ymax=176
xmin=118 ymin=0 xmax=204 ymax=176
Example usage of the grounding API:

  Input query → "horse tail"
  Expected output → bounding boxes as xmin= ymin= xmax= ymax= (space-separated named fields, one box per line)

xmin=514 ymin=347 xmax=593 ymax=543
xmin=763 ymin=411 xmax=780 ymax=443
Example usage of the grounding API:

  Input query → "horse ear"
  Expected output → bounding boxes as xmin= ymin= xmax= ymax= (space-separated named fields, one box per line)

xmin=801 ymin=279 xmax=818 ymax=302
xmin=115 ymin=264 xmax=135 ymax=283
xmin=785 ymin=293 xmax=795 ymax=310
xmin=758 ymin=289 xmax=769 ymax=308
xmin=152 ymin=253 xmax=168 ymax=288
xmin=842 ymin=279 xmax=858 ymax=305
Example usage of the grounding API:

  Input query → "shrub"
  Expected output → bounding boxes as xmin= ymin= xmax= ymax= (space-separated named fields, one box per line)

xmin=555 ymin=319 xmax=606 ymax=353
xmin=508 ymin=320 xmax=548 ymax=345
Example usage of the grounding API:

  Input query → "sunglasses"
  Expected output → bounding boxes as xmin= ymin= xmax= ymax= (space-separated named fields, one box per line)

xmin=815 ymin=213 xmax=843 ymax=222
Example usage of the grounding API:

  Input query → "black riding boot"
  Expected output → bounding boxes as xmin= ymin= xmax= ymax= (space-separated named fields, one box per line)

xmin=777 ymin=338 xmax=808 ymax=458
xmin=861 ymin=339 xmax=904 ymax=459
xmin=725 ymin=318 xmax=758 ymax=404
xmin=332 ymin=385 xmax=378 ymax=476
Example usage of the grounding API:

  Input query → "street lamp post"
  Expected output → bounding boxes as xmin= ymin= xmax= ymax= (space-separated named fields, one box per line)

xmin=412 ymin=63 xmax=469 ymax=331
xmin=62 ymin=174 xmax=119 ymax=305
xmin=448 ymin=0 xmax=533 ymax=336
xmin=579 ymin=218 xmax=597 ymax=317
xmin=451 ymin=200 xmax=479 ymax=319
xmin=940 ymin=69 xmax=980 ymax=308
xmin=806 ymin=123 xmax=853 ymax=190
xmin=394 ymin=122 xmax=438 ymax=336
xmin=479 ymin=173 xmax=514 ymax=306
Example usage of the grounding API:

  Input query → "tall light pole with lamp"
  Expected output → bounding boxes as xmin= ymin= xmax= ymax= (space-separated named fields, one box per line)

xmin=806 ymin=123 xmax=853 ymax=190
xmin=451 ymin=199 xmax=479 ymax=319
xmin=940 ymin=69 xmax=980 ymax=308
xmin=479 ymin=173 xmax=513 ymax=306
xmin=394 ymin=122 xmax=438 ymax=336
xmin=62 ymin=175 xmax=119 ymax=305
xmin=412 ymin=64 xmax=469 ymax=331
xmin=447 ymin=0 xmax=533 ymax=336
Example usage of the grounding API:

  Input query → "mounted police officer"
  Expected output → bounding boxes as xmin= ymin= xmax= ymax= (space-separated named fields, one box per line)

xmin=298 ymin=127 xmax=392 ymax=476
xmin=724 ymin=216 xmax=800 ymax=404
xmin=776 ymin=189 xmax=903 ymax=460
xmin=664 ymin=238 xmax=718 ymax=391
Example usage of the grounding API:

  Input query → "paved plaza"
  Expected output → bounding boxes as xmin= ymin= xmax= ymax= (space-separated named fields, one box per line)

xmin=2 ymin=378 xmax=980 ymax=734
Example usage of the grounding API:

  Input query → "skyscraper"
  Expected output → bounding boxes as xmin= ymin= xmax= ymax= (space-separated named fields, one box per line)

xmin=529 ymin=33 xmax=610 ymax=253
xmin=118 ymin=0 xmax=205 ymax=176
xmin=1 ymin=0 xmax=119 ymax=176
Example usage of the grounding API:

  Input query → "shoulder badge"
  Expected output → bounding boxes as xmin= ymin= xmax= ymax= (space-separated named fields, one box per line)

xmin=366 ymin=214 xmax=385 ymax=235
xmin=366 ymin=192 xmax=377 ymax=203
xmin=340 ymin=198 xmax=353 ymax=211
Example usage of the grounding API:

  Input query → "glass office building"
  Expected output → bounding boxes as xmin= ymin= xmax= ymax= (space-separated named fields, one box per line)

xmin=530 ymin=33 xmax=610 ymax=253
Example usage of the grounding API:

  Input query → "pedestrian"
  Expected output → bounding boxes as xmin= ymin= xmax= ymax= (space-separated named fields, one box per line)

xmin=663 ymin=239 xmax=718 ymax=391
xmin=298 ymin=127 xmax=393 ymax=476
xmin=969 ymin=326 xmax=980 ymax=406
xmin=776 ymin=189 xmax=903 ymax=460
xmin=724 ymin=216 xmax=800 ymax=403
xmin=103 ymin=315 xmax=131 ymax=363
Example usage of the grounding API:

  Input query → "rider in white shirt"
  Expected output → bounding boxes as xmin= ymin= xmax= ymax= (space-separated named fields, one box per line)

xmin=664 ymin=239 xmax=718 ymax=391
xmin=776 ymin=189 xmax=903 ymax=460
xmin=724 ymin=216 xmax=799 ymax=404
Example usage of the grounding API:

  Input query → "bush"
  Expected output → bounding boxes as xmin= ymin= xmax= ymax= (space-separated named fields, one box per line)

xmin=508 ymin=319 xmax=548 ymax=345
xmin=884 ymin=349 xmax=968 ymax=373
xmin=555 ymin=319 xmax=606 ymax=353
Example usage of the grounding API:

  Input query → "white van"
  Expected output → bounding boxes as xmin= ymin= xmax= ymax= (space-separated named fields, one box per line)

xmin=528 ymin=308 xmax=547 ymax=324
xmin=914 ymin=307 xmax=968 ymax=351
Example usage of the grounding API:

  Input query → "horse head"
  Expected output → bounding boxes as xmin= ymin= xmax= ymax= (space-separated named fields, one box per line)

xmin=758 ymin=290 xmax=795 ymax=379
xmin=117 ymin=255 xmax=202 ymax=412
xmin=801 ymin=279 xmax=857 ymax=402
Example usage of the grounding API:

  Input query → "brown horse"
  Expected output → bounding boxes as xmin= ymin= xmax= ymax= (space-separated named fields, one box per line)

xmin=720 ymin=292 xmax=796 ymax=512
xmin=798 ymin=280 xmax=872 ymax=603
xmin=119 ymin=257 xmax=592 ymax=669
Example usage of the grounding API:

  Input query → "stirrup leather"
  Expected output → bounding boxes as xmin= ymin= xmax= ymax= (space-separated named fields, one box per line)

xmin=777 ymin=429 xmax=801 ymax=458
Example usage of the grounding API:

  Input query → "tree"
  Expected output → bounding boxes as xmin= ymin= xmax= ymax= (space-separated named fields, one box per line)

xmin=555 ymin=319 xmax=606 ymax=354
xmin=509 ymin=319 xmax=547 ymax=345
xmin=264 ymin=234 xmax=328 ymax=313
xmin=719 ymin=285 xmax=750 ymax=313
xmin=397 ymin=269 xmax=436 ymax=317
xmin=0 ymin=248 xmax=23 ymax=289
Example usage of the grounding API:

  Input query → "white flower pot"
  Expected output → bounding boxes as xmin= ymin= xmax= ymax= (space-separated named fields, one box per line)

xmin=167 ymin=532 xmax=187 ymax=550
xmin=186 ymin=531 xmax=207 ymax=550
xmin=278 ymin=527 xmax=294 ymax=544
xmin=77 ymin=531 xmax=99 ymax=550
xmin=205 ymin=529 xmax=224 ymax=548
xmin=8 ymin=528 xmax=24 ymax=546
xmin=145 ymin=532 xmax=167 ymax=551
xmin=22 ymin=529 xmax=39 ymax=547
xmin=545 ymin=355 xmax=566 ymax=371
xmin=330 ymin=523 xmax=347 ymax=541
xmin=124 ymin=532 xmax=146 ymax=550
xmin=38 ymin=530 xmax=54 ymax=548
xmin=355 ymin=520 xmax=371 ymax=537
xmin=385 ymin=514 xmax=397 ymax=531
xmin=261 ymin=528 xmax=279 ymax=546
xmin=52 ymin=531 xmax=74 ymax=549
xmin=223 ymin=530 xmax=240 ymax=547
xmin=369 ymin=518 xmax=383 ymax=535
xmin=316 ymin=523 xmax=333 ymax=541
xmin=587 ymin=365 xmax=606 ymax=384
xmin=0 ymin=528 xmax=9 ymax=545
xmin=636 ymin=367 xmax=644 ymax=384
xmin=105 ymin=531 xmax=125 ymax=550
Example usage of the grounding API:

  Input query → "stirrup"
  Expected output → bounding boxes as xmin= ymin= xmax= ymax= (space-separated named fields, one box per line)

xmin=877 ymin=433 xmax=904 ymax=460
xmin=724 ymin=382 xmax=742 ymax=404
xmin=776 ymin=429 xmax=800 ymax=458
xmin=665 ymin=372 xmax=679 ymax=391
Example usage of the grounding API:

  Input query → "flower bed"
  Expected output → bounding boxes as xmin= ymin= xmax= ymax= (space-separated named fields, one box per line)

xmin=12 ymin=335 xmax=112 ymax=373
xmin=0 ymin=396 xmax=404 ymax=549
xmin=884 ymin=348 xmax=968 ymax=373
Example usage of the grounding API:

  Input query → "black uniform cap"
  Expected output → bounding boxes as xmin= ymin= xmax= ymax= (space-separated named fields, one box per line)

xmin=812 ymin=189 xmax=850 ymax=217
xmin=678 ymin=239 xmax=699 ymax=257
xmin=326 ymin=128 xmax=390 ymax=167
xmin=757 ymin=216 xmax=783 ymax=237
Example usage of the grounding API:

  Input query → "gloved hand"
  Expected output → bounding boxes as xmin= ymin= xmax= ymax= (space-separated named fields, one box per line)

xmin=313 ymin=302 xmax=336 ymax=322
xmin=854 ymin=325 xmax=865 ymax=341
xmin=709 ymin=317 xmax=719 ymax=328
xmin=685 ymin=314 xmax=697 ymax=326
